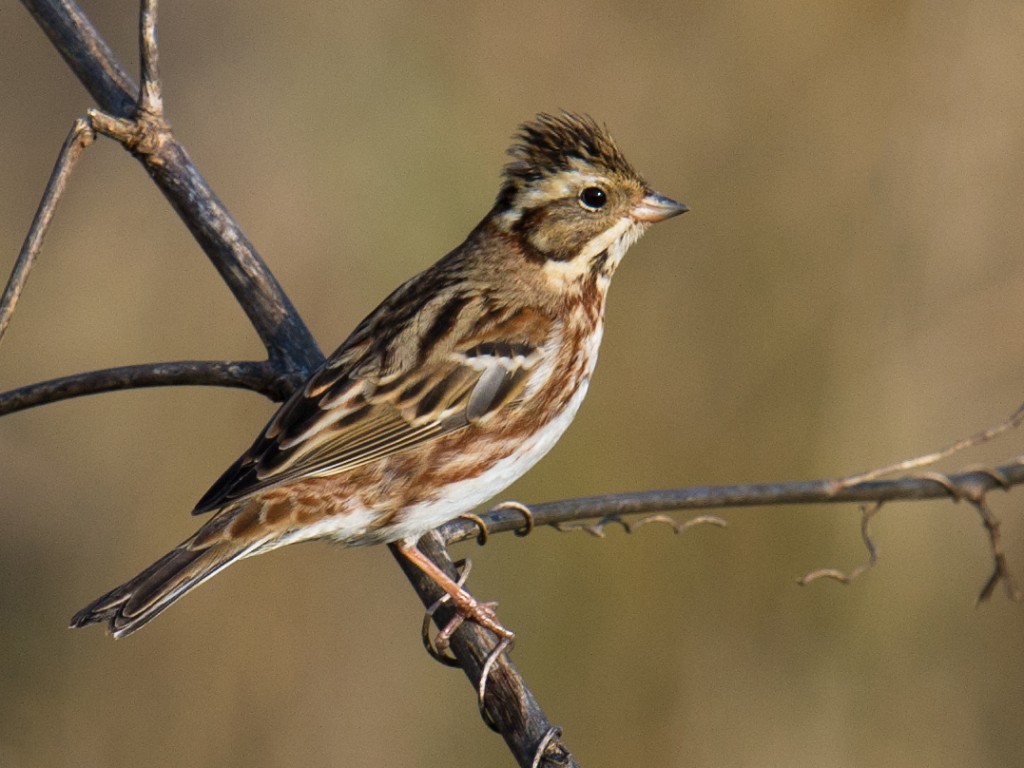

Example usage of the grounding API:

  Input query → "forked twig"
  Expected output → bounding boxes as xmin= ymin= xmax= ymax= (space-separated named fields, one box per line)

xmin=21 ymin=0 xmax=324 ymax=380
xmin=970 ymin=494 xmax=1022 ymax=604
xmin=2 ymin=0 xmax=324 ymax=418
xmin=906 ymin=469 xmax=1022 ymax=603
xmin=803 ymin=463 xmax=1023 ymax=602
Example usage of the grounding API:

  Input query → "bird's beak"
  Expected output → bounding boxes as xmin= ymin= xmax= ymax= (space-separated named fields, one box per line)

xmin=631 ymin=192 xmax=689 ymax=223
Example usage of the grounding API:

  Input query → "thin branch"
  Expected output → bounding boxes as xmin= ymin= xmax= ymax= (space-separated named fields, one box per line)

xmin=138 ymin=0 xmax=162 ymax=118
xmin=22 ymin=0 xmax=137 ymax=117
xmin=21 ymin=0 xmax=324 ymax=381
xmin=391 ymin=533 xmax=579 ymax=768
xmin=837 ymin=402 xmax=1024 ymax=487
xmin=970 ymin=494 xmax=1022 ymax=604
xmin=440 ymin=461 xmax=1024 ymax=545
xmin=442 ymin=459 xmax=1024 ymax=606
xmin=0 ymin=360 xmax=286 ymax=416
xmin=0 ymin=118 xmax=94 ymax=346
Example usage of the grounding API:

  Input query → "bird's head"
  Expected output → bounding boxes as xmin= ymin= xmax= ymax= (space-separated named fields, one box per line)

xmin=491 ymin=113 xmax=686 ymax=287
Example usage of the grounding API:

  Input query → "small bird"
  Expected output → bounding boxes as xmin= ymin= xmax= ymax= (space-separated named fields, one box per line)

xmin=71 ymin=113 xmax=687 ymax=638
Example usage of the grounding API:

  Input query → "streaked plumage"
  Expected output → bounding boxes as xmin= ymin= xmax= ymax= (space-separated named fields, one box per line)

xmin=71 ymin=113 xmax=687 ymax=638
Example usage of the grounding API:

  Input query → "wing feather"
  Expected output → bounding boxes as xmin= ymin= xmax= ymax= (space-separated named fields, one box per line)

xmin=191 ymin=312 xmax=548 ymax=515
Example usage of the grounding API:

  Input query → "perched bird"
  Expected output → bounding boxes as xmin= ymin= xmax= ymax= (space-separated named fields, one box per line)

xmin=71 ymin=112 xmax=687 ymax=639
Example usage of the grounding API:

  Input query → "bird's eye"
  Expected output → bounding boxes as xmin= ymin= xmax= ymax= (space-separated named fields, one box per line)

xmin=579 ymin=186 xmax=607 ymax=210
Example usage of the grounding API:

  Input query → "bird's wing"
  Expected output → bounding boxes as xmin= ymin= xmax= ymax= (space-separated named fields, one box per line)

xmin=192 ymin=312 xmax=546 ymax=515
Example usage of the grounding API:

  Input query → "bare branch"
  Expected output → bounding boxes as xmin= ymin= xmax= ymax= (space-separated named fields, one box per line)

xmin=443 ymin=459 xmax=1024 ymax=605
xmin=390 ymin=533 xmax=579 ymax=768
xmin=22 ymin=0 xmax=137 ymax=117
xmin=0 ymin=360 xmax=286 ymax=416
xmin=837 ymin=402 xmax=1024 ymax=487
xmin=138 ymin=0 xmax=162 ymax=118
xmin=969 ymin=494 xmax=1022 ymax=604
xmin=440 ymin=461 xmax=1024 ymax=545
xmin=0 ymin=118 xmax=94 ymax=346
xmin=21 ymin=0 xmax=324 ymax=381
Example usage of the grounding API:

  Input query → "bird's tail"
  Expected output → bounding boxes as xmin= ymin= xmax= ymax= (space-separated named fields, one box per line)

xmin=70 ymin=538 xmax=259 ymax=638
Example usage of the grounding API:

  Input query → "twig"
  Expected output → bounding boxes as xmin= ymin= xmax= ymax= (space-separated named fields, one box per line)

xmin=798 ymin=502 xmax=882 ymax=586
xmin=836 ymin=403 xmax=1024 ymax=488
xmin=391 ymin=533 xmax=579 ymax=768
xmin=552 ymin=512 xmax=727 ymax=537
xmin=21 ymin=0 xmax=324 ymax=382
xmin=138 ymin=0 xmax=162 ymax=118
xmin=969 ymin=494 xmax=1021 ymax=603
xmin=445 ymin=460 xmax=1023 ymax=604
xmin=22 ymin=0 xmax=137 ymax=117
xmin=0 ymin=360 xmax=288 ymax=416
xmin=0 ymin=118 xmax=94 ymax=346
xmin=440 ymin=461 xmax=1024 ymax=544
xmin=932 ymin=469 xmax=1024 ymax=604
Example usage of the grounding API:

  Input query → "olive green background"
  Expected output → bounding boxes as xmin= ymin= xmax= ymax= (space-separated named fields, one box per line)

xmin=3 ymin=2 xmax=1023 ymax=767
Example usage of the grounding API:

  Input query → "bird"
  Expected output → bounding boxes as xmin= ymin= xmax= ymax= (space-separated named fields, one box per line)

xmin=71 ymin=112 xmax=687 ymax=639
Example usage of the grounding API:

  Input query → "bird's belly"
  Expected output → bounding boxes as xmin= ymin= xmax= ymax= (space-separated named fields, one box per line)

xmin=377 ymin=373 xmax=592 ymax=543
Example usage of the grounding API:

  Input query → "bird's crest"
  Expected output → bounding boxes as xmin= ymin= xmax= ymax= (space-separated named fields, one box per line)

xmin=502 ymin=112 xmax=641 ymax=190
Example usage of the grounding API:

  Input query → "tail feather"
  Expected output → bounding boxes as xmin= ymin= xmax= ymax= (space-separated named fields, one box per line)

xmin=70 ymin=541 xmax=258 ymax=638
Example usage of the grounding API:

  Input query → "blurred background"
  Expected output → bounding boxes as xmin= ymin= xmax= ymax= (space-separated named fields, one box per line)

xmin=3 ymin=2 xmax=1024 ymax=766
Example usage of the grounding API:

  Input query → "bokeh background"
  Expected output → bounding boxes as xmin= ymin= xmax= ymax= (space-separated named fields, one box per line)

xmin=3 ymin=2 xmax=1024 ymax=767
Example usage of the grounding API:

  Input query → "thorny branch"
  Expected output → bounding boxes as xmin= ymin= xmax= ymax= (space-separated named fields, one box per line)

xmin=6 ymin=1 xmax=1023 ymax=767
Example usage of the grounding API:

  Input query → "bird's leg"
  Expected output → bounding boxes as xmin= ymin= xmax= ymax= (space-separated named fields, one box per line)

xmin=397 ymin=540 xmax=514 ymax=641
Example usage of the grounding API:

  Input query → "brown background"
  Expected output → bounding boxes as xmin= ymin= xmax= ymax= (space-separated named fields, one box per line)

xmin=3 ymin=2 xmax=1023 ymax=767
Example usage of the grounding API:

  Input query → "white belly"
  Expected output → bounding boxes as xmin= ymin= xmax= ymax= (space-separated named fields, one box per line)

xmin=380 ymin=372 xmax=593 ymax=543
